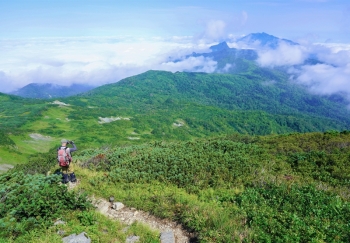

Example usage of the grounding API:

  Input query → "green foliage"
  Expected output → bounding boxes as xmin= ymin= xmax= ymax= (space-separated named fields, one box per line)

xmin=256 ymin=131 xmax=350 ymax=187
xmin=0 ymin=171 xmax=91 ymax=239
xmin=0 ymin=130 xmax=15 ymax=147
xmin=13 ymin=147 xmax=57 ymax=175
xmin=77 ymin=210 xmax=97 ymax=226
xmin=79 ymin=139 xmax=273 ymax=192
xmin=74 ymin=131 xmax=350 ymax=242
xmin=0 ymin=93 xmax=47 ymax=132
xmin=238 ymin=184 xmax=350 ymax=242
xmin=2 ymin=70 xmax=350 ymax=163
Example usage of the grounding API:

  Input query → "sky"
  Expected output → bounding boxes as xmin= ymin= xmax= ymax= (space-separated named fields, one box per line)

xmin=0 ymin=0 xmax=350 ymax=99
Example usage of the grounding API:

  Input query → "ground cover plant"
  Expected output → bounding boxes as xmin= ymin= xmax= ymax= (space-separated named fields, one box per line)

xmin=71 ymin=131 xmax=350 ymax=242
xmin=0 ymin=171 xmax=91 ymax=239
xmin=0 ymin=169 xmax=160 ymax=242
xmin=1 ymin=131 xmax=350 ymax=242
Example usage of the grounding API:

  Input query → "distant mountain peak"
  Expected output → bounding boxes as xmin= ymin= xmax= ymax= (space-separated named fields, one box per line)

xmin=238 ymin=32 xmax=298 ymax=49
xmin=10 ymin=83 xmax=96 ymax=99
xmin=210 ymin=42 xmax=230 ymax=52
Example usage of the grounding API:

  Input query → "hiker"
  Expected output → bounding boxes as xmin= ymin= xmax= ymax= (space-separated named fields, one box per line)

xmin=57 ymin=139 xmax=77 ymax=183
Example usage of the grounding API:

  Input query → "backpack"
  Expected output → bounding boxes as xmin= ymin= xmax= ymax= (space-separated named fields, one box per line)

xmin=57 ymin=147 xmax=72 ymax=167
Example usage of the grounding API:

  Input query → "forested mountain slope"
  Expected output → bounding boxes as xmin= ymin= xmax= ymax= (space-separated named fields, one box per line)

xmin=1 ymin=69 xmax=350 ymax=163
xmin=71 ymin=70 xmax=350 ymax=132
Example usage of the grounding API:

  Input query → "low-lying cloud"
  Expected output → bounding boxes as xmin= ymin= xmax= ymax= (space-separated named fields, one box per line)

xmin=1 ymin=32 xmax=350 ymax=106
xmin=0 ymin=37 xmax=215 ymax=93
xmin=254 ymin=40 xmax=350 ymax=104
xmin=257 ymin=42 xmax=309 ymax=67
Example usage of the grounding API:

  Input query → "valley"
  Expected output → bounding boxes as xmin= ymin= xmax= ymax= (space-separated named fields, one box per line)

xmin=1 ymin=34 xmax=350 ymax=242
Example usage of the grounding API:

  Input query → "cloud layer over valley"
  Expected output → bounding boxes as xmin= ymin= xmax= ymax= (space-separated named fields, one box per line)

xmin=0 ymin=36 xmax=216 ymax=93
xmin=1 ymin=34 xmax=350 ymax=105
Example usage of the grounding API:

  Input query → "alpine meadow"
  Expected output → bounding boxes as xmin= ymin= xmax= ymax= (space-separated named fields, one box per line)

xmin=1 ymin=29 xmax=350 ymax=243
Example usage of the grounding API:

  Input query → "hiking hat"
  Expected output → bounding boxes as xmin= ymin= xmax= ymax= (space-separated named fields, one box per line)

xmin=61 ymin=139 xmax=69 ymax=143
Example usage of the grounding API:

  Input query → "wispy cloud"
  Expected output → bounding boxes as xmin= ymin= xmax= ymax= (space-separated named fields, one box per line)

xmin=292 ymin=64 xmax=350 ymax=95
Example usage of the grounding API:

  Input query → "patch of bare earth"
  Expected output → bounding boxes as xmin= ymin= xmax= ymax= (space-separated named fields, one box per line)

xmin=29 ymin=133 xmax=52 ymax=141
xmin=67 ymin=179 xmax=196 ymax=242
xmin=92 ymin=197 xmax=195 ymax=243
xmin=0 ymin=164 xmax=14 ymax=173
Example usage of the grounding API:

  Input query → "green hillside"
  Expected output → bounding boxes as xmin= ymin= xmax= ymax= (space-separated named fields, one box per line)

xmin=2 ymin=131 xmax=350 ymax=242
xmin=1 ymin=70 xmax=350 ymax=164
xmin=1 ymin=68 xmax=350 ymax=242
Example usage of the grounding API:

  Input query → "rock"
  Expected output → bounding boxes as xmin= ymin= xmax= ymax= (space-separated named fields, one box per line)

xmin=125 ymin=235 xmax=140 ymax=243
xmin=160 ymin=231 xmax=175 ymax=243
xmin=54 ymin=220 xmax=66 ymax=226
xmin=112 ymin=202 xmax=125 ymax=211
xmin=62 ymin=232 xmax=91 ymax=243
xmin=95 ymin=200 xmax=110 ymax=214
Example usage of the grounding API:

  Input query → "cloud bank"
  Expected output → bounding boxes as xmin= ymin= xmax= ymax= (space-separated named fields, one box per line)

xmin=1 ymin=26 xmax=350 ymax=106
xmin=0 ymin=37 xmax=215 ymax=93
xmin=252 ymin=40 xmax=350 ymax=103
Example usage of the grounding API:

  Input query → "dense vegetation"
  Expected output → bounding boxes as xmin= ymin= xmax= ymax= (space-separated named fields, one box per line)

xmin=1 ymin=66 xmax=350 ymax=241
xmin=77 ymin=131 xmax=350 ymax=242
xmin=0 ymin=172 xmax=91 ymax=239
xmin=2 ymin=131 xmax=343 ymax=242
xmin=0 ymin=93 xmax=47 ymax=132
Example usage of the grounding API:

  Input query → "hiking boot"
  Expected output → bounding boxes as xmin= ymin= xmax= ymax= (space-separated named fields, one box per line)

xmin=69 ymin=172 xmax=77 ymax=183
xmin=62 ymin=173 xmax=69 ymax=184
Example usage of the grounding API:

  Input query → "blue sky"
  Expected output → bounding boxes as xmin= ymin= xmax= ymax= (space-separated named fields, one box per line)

xmin=1 ymin=0 xmax=349 ymax=42
xmin=0 ymin=0 xmax=350 ymax=98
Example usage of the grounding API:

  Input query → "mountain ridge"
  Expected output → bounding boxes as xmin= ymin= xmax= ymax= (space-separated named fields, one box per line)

xmin=10 ymin=83 xmax=96 ymax=99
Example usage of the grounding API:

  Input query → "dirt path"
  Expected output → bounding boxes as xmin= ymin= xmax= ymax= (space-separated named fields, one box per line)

xmin=68 ymin=182 xmax=194 ymax=243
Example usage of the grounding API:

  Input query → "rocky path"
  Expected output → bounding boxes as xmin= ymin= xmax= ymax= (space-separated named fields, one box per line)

xmin=69 ymin=182 xmax=195 ymax=243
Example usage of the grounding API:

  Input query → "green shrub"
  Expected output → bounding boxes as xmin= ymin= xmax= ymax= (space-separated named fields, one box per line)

xmin=0 ymin=171 xmax=91 ymax=239
xmin=237 ymin=184 xmax=350 ymax=242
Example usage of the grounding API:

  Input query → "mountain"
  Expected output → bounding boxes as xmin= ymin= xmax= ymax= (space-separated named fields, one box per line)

xmin=237 ymin=32 xmax=299 ymax=49
xmin=187 ymin=41 xmax=258 ymax=73
xmin=185 ymin=33 xmax=299 ymax=73
xmin=10 ymin=83 xmax=96 ymax=99
xmin=62 ymin=70 xmax=350 ymax=140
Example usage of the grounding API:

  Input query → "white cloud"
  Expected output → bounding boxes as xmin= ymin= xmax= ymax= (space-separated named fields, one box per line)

xmin=0 ymin=37 xmax=215 ymax=93
xmin=293 ymin=63 xmax=350 ymax=95
xmin=202 ymin=20 xmax=227 ymax=42
xmin=257 ymin=42 xmax=309 ymax=67
xmin=287 ymin=43 xmax=350 ymax=102
xmin=158 ymin=56 xmax=217 ymax=73
xmin=255 ymin=41 xmax=350 ymax=103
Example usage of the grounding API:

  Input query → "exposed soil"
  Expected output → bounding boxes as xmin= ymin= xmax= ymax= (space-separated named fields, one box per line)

xmin=68 ymin=181 xmax=196 ymax=242
xmin=0 ymin=164 xmax=14 ymax=173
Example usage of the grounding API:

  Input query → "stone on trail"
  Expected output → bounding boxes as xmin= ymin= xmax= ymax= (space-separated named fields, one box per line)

xmin=62 ymin=232 xmax=91 ymax=243
xmin=125 ymin=235 xmax=140 ymax=243
xmin=160 ymin=231 xmax=175 ymax=243
xmin=112 ymin=202 xmax=125 ymax=211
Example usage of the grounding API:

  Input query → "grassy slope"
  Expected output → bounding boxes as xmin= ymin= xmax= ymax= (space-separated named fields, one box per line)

xmin=5 ymin=131 xmax=349 ymax=242
xmin=1 ymin=69 xmax=350 ymax=165
xmin=74 ymin=131 xmax=350 ymax=242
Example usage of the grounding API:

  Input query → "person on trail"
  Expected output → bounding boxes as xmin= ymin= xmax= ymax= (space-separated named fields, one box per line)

xmin=57 ymin=139 xmax=77 ymax=183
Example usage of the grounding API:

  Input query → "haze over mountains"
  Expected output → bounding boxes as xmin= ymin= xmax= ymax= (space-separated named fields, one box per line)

xmin=10 ymin=83 xmax=96 ymax=99
xmin=7 ymin=32 xmax=346 ymax=103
